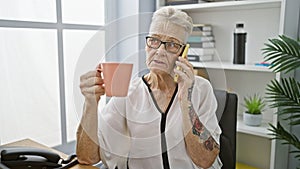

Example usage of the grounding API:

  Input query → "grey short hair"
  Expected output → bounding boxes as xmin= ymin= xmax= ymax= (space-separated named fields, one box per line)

xmin=149 ymin=6 xmax=193 ymax=43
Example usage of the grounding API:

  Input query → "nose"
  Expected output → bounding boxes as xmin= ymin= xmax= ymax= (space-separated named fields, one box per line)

xmin=158 ymin=42 xmax=166 ymax=50
xmin=156 ymin=44 xmax=167 ymax=56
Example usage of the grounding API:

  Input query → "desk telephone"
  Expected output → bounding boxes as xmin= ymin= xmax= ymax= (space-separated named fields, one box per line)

xmin=0 ymin=147 xmax=78 ymax=169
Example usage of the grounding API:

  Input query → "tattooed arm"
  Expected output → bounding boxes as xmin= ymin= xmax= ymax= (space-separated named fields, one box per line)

xmin=174 ymin=57 xmax=220 ymax=168
xmin=181 ymin=82 xmax=220 ymax=168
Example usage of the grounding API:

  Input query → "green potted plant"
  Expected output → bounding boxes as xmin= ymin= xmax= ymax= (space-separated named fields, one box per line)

xmin=242 ymin=94 xmax=266 ymax=126
xmin=262 ymin=35 xmax=300 ymax=162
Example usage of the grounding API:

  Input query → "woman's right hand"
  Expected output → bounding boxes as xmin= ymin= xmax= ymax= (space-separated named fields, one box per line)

xmin=79 ymin=65 xmax=105 ymax=104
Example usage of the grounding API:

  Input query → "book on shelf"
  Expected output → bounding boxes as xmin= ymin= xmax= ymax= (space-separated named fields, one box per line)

xmin=189 ymin=41 xmax=215 ymax=48
xmin=190 ymin=31 xmax=212 ymax=36
xmin=188 ymin=47 xmax=215 ymax=55
xmin=188 ymin=23 xmax=215 ymax=60
xmin=193 ymin=24 xmax=212 ymax=31
xmin=187 ymin=35 xmax=214 ymax=43
xmin=187 ymin=54 xmax=200 ymax=62
xmin=165 ymin=0 xmax=198 ymax=5
xmin=188 ymin=54 xmax=213 ymax=62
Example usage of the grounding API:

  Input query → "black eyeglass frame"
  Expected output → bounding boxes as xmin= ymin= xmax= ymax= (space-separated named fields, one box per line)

xmin=145 ymin=36 xmax=185 ymax=54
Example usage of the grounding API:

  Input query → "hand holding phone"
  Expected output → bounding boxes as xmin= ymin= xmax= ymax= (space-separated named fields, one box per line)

xmin=174 ymin=44 xmax=190 ymax=83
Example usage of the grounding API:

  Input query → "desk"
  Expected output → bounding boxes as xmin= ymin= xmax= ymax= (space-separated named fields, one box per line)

xmin=1 ymin=139 xmax=98 ymax=169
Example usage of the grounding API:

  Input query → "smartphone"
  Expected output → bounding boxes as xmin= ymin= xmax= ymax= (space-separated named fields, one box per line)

xmin=174 ymin=44 xmax=190 ymax=82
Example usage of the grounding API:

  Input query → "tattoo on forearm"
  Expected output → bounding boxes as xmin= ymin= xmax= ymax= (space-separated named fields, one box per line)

xmin=187 ymin=84 xmax=219 ymax=151
xmin=189 ymin=106 xmax=219 ymax=151
xmin=205 ymin=136 xmax=220 ymax=151
xmin=188 ymin=105 xmax=210 ymax=141
xmin=187 ymin=82 xmax=194 ymax=102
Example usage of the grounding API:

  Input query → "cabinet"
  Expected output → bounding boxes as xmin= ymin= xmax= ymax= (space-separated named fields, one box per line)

xmin=157 ymin=0 xmax=285 ymax=168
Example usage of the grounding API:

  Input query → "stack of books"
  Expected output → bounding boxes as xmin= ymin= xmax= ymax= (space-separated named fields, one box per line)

xmin=187 ymin=24 xmax=215 ymax=62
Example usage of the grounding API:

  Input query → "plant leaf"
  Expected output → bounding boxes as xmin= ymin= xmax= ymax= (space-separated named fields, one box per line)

xmin=268 ymin=122 xmax=300 ymax=152
xmin=265 ymin=78 xmax=300 ymax=125
xmin=262 ymin=35 xmax=300 ymax=73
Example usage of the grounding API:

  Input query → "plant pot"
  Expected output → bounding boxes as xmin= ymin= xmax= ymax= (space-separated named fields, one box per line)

xmin=243 ymin=112 xmax=262 ymax=126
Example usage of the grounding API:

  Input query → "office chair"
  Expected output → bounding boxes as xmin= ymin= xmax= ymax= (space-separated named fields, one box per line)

xmin=214 ymin=90 xmax=238 ymax=169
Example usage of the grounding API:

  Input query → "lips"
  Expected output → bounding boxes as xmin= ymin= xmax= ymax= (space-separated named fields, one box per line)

xmin=153 ymin=59 xmax=165 ymax=64
xmin=149 ymin=59 xmax=168 ymax=70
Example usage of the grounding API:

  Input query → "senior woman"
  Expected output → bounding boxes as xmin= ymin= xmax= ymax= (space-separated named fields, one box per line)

xmin=76 ymin=6 xmax=222 ymax=169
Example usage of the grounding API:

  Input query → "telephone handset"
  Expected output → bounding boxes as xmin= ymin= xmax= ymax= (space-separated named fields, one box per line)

xmin=0 ymin=147 xmax=77 ymax=169
xmin=174 ymin=44 xmax=190 ymax=82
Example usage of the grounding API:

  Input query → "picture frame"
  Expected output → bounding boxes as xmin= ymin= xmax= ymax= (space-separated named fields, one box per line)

xmin=165 ymin=0 xmax=198 ymax=5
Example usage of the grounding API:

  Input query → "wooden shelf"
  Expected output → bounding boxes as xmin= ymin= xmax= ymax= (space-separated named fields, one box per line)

xmin=237 ymin=115 xmax=273 ymax=138
xmin=191 ymin=61 xmax=273 ymax=72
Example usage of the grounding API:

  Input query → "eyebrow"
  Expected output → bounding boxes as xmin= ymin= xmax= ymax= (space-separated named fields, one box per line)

xmin=151 ymin=34 xmax=181 ymax=44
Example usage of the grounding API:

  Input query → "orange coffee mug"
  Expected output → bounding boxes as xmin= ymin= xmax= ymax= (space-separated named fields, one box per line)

xmin=101 ymin=62 xmax=133 ymax=97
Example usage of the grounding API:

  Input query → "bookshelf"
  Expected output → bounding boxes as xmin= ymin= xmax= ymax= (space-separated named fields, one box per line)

xmin=237 ymin=115 xmax=273 ymax=139
xmin=190 ymin=61 xmax=273 ymax=72
xmin=191 ymin=61 xmax=277 ymax=138
xmin=158 ymin=0 xmax=281 ymax=11
xmin=157 ymin=0 xmax=285 ymax=168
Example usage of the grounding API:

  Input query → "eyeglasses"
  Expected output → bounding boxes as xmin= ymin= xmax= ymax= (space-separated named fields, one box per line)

xmin=145 ymin=36 xmax=183 ymax=54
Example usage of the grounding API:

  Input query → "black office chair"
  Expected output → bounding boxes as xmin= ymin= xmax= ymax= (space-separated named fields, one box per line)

xmin=214 ymin=90 xmax=238 ymax=169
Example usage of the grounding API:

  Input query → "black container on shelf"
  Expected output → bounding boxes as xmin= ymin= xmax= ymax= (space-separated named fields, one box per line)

xmin=233 ymin=23 xmax=247 ymax=64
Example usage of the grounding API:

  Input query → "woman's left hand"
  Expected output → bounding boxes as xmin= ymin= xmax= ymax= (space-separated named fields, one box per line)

xmin=174 ymin=57 xmax=195 ymax=100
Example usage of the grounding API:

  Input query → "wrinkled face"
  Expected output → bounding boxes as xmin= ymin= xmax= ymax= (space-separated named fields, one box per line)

xmin=145 ymin=34 xmax=184 ymax=76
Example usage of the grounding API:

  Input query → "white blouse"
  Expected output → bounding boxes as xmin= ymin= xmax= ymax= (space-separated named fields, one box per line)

xmin=97 ymin=76 xmax=222 ymax=169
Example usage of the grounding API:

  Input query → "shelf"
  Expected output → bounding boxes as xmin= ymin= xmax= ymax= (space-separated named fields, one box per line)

xmin=237 ymin=115 xmax=273 ymax=138
xmin=191 ymin=61 xmax=273 ymax=72
xmin=165 ymin=0 xmax=281 ymax=11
